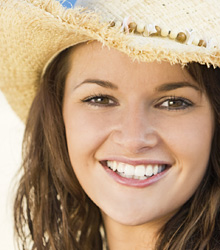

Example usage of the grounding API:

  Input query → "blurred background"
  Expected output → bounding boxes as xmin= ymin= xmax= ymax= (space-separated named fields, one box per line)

xmin=0 ymin=91 xmax=24 ymax=250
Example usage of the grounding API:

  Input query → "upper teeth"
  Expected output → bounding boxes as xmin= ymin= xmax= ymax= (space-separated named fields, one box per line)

xmin=107 ymin=161 xmax=165 ymax=178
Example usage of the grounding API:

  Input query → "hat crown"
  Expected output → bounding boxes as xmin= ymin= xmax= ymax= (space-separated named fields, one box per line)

xmin=74 ymin=0 xmax=220 ymax=40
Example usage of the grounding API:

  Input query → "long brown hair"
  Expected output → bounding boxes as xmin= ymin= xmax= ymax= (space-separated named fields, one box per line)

xmin=156 ymin=64 xmax=220 ymax=250
xmin=14 ymin=46 xmax=220 ymax=249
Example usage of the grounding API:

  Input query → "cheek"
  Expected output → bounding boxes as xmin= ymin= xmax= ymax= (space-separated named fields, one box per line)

xmin=158 ymin=109 xmax=214 ymax=189
xmin=165 ymin=114 xmax=213 ymax=161
xmin=64 ymin=107 xmax=113 ymax=163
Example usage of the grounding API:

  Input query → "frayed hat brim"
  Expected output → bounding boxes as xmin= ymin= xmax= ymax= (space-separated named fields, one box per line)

xmin=1 ymin=0 xmax=220 ymax=121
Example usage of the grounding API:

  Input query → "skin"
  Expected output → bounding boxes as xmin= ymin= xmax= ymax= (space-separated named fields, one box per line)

xmin=62 ymin=41 xmax=214 ymax=249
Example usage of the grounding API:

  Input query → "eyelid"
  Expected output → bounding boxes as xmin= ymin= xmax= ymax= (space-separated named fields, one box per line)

xmin=81 ymin=94 xmax=119 ymax=106
xmin=156 ymin=95 xmax=193 ymax=103
xmin=155 ymin=96 xmax=194 ymax=110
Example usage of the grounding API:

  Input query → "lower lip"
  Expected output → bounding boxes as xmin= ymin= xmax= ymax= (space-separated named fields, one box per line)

xmin=104 ymin=166 xmax=170 ymax=188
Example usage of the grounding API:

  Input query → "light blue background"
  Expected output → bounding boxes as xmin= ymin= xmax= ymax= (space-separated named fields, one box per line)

xmin=59 ymin=0 xmax=76 ymax=8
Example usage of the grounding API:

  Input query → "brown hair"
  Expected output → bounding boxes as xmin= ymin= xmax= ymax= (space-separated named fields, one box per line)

xmin=156 ymin=64 xmax=220 ymax=250
xmin=14 ymin=46 xmax=220 ymax=249
xmin=14 ymin=46 xmax=103 ymax=250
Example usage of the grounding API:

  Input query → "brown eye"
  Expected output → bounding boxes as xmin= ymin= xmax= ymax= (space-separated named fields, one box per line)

xmin=165 ymin=99 xmax=184 ymax=108
xmin=91 ymin=96 xmax=113 ymax=105
xmin=156 ymin=97 xmax=193 ymax=110
xmin=82 ymin=95 xmax=118 ymax=107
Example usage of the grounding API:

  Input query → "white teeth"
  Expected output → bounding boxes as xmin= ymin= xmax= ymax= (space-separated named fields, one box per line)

xmin=119 ymin=173 xmax=133 ymax=179
xmin=106 ymin=161 xmax=167 ymax=179
xmin=145 ymin=165 xmax=153 ymax=176
xmin=124 ymin=174 xmax=133 ymax=178
xmin=117 ymin=162 xmax=125 ymax=173
xmin=134 ymin=165 xmax=145 ymax=177
xmin=108 ymin=161 xmax=113 ymax=169
xmin=153 ymin=165 xmax=159 ymax=175
xmin=124 ymin=164 xmax=135 ymax=175
xmin=112 ymin=161 xmax=117 ymax=171
xmin=139 ymin=176 xmax=146 ymax=180
xmin=119 ymin=172 xmax=126 ymax=178
xmin=133 ymin=175 xmax=140 ymax=179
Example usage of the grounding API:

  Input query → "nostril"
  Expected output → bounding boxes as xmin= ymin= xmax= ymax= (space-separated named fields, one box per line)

xmin=111 ymin=132 xmax=160 ymax=153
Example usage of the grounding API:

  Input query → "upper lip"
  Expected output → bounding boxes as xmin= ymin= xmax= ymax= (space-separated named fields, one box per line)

xmin=99 ymin=157 xmax=173 ymax=166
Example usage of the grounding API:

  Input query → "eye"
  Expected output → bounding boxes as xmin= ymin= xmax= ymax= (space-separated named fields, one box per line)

xmin=156 ymin=97 xmax=193 ymax=110
xmin=81 ymin=94 xmax=118 ymax=107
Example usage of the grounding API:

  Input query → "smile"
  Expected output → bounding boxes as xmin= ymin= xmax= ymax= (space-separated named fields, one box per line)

xmin=101 ymin=160 xmax=170 ymax=188
xmin=107 ymin=161 xmax=167 ymax=180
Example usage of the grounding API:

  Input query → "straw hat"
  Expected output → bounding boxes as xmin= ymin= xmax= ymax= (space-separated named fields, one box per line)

xmin=1 ymin=0 xmax=220 ymax=122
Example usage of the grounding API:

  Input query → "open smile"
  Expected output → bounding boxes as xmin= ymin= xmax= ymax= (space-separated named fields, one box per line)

xmin=100 ymin=160 xmax=171 ymax=188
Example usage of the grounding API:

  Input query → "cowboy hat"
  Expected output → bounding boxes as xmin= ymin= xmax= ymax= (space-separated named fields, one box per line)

xmin=1 ymin=0 xmax=220 ymax=121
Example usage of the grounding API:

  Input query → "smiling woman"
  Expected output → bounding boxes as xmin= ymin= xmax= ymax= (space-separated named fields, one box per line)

xmin=1 ymin=0 xmax=220 ymax=250
xmin=63 ymin=42 xmax=214 ymax=240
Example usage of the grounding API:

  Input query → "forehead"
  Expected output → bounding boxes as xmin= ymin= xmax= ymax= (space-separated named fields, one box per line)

xmin=67 ymin=41 xmax=196 ymax=88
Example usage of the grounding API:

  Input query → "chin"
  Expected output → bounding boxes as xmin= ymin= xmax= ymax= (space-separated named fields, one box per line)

xmin=103 ymin=209 xmax=165 ymax=227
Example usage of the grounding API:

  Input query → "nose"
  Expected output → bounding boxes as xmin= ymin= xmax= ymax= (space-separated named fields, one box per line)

xmin=111 ymin=105 xmax=160 ymax=154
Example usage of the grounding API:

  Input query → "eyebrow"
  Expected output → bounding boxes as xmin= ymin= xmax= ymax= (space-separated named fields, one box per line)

xmin=73 ymin=79 xmax=200 ymax=92
xmin=155 ymin=82 xmax=200 ymax=92
xmin=74 ymin=79 xmax=118 ymax=90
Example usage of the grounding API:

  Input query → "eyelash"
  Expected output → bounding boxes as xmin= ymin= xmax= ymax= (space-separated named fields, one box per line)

xmin=81 ymin=94 xmax=193 ymax=110
xmin=155 ymin=96 xmax=193 ymax=110
xmin=81 ymin=94 xmax=118 ymax=107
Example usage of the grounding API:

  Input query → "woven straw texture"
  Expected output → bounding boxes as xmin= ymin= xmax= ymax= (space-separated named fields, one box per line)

xmin=1 ymin=0 xmax=220 ymax=121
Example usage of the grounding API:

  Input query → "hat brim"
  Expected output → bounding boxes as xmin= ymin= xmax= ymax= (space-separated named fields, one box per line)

xmin=1 ymin=0 xmax=220 ymax=121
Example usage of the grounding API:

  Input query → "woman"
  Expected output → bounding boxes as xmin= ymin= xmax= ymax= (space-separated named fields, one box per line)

xmin=1 ymin=0 xmax=220 ymax=249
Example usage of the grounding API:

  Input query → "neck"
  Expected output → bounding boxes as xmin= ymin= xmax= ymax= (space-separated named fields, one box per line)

xmin=102 ymin=213 xmax=166 ymax=250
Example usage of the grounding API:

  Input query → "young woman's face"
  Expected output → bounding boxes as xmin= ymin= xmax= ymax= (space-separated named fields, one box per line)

xmin=63 ymin=42 xmax=214 ymax=227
